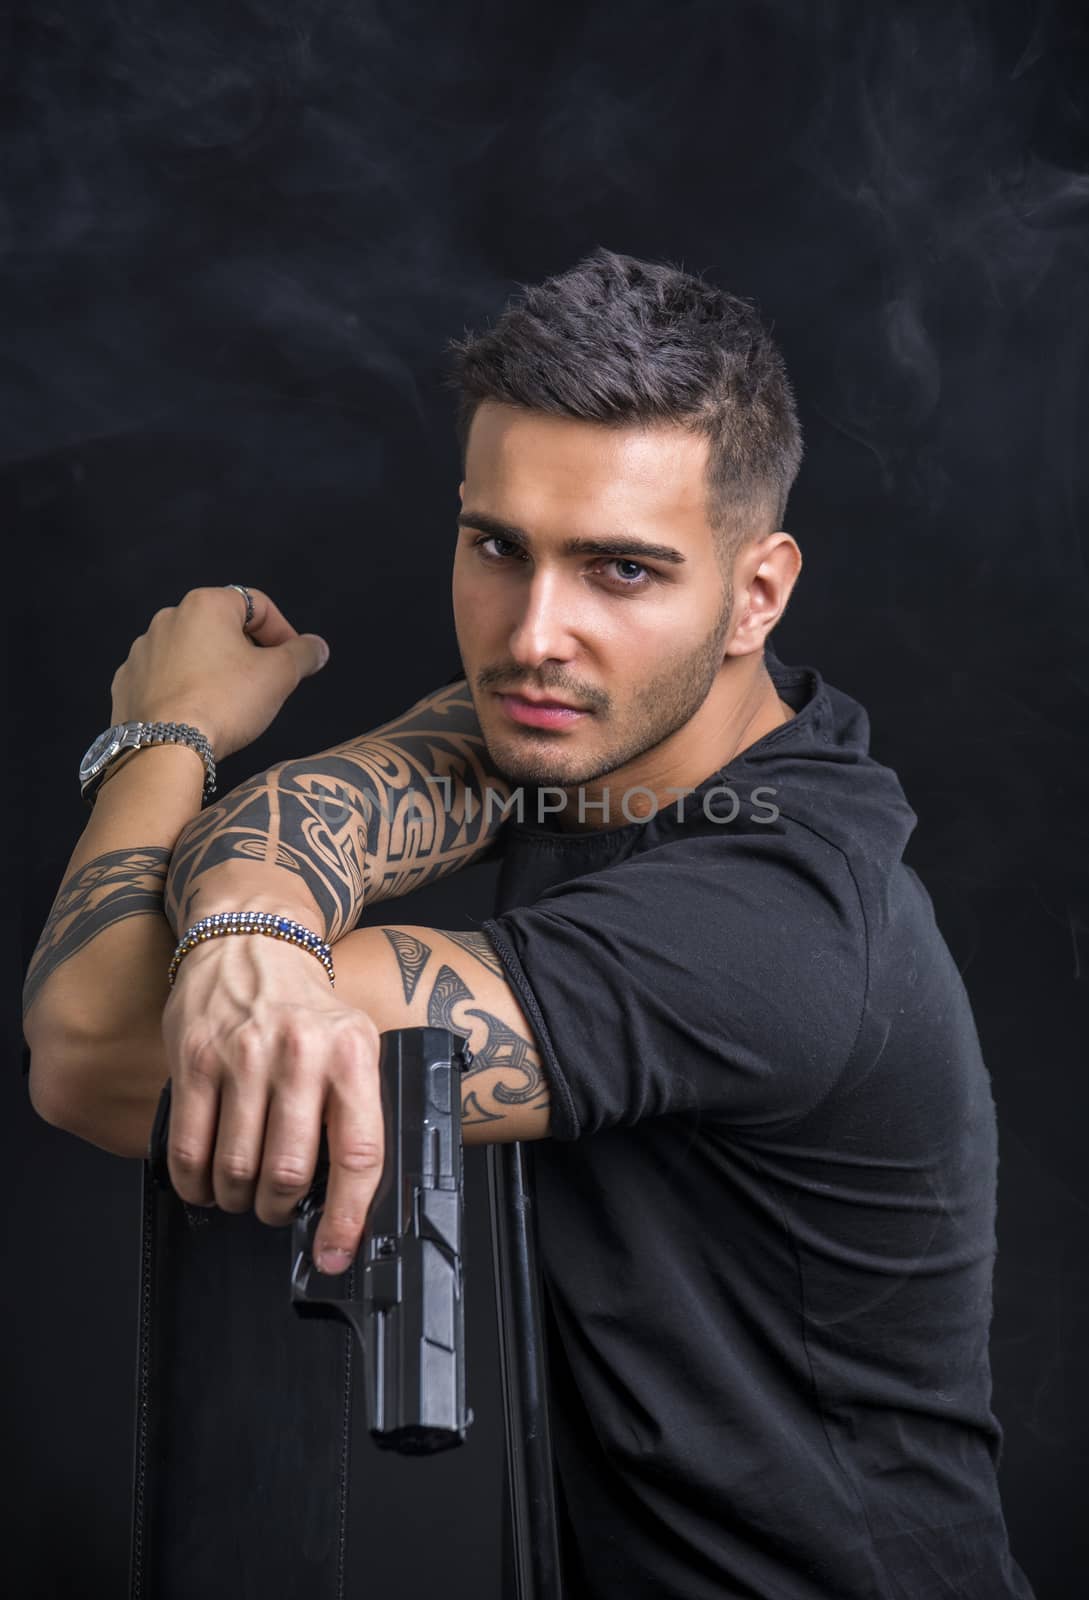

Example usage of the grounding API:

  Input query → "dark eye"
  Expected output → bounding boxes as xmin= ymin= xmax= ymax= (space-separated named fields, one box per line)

xmin=473 ymin=535 xmax=524 ymax=561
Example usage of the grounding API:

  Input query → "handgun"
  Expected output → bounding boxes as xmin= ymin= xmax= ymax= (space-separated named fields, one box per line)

xmin=148 ymin=1025 xmax=473 ymax=1458
xmin=290 ymin=1026 xmax=474 ymax=1456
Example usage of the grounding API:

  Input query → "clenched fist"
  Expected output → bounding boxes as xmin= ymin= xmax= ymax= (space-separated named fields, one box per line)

xmin=109 ymin=585 xmax=329 ymax=759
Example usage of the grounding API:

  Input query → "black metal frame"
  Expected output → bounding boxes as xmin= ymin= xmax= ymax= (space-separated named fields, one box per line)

xmin=487 ymin=1142 xmax=564 ymax=1600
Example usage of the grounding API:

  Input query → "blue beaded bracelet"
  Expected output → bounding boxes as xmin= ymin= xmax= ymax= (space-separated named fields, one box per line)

xmin=167 ymin=912 xmax=336 ymax=988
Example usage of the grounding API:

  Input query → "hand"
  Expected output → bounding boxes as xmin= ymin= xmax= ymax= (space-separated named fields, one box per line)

xmin=161 ymin=931 xmax=384 ymax=1273
xmin=109 ymin=586 xmax=330 ymax=760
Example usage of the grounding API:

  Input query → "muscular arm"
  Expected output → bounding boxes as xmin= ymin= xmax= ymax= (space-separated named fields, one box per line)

xmin=24 ymin=677 xmax=514 ymax=1150
xmin=164 ymin=676 xmax=513 ymax=942
xmin=154 ymin=917 xmax=551 ymax=1255
xmin=359 ymin=925 xmax=549 ymax=1142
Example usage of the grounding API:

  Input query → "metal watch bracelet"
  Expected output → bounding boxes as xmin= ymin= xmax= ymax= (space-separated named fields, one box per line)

xmin=88 ymin=722 xmax=217 ymax=806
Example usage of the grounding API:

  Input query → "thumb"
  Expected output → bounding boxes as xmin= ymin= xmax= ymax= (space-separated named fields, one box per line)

xmin=286 ymin=633 xmax=331 ymax=679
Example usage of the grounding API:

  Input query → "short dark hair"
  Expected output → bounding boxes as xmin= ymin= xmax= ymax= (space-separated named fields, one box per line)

xmin=445 ymin=247 xmax=803 ymax=564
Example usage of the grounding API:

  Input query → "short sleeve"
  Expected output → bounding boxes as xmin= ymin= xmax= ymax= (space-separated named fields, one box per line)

xmin=483 ymin=831 xmax=867 ymax=1142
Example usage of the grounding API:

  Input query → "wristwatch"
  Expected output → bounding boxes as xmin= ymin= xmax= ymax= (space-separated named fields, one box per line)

xmin=79 ymin=721 xmax=217 ymax=807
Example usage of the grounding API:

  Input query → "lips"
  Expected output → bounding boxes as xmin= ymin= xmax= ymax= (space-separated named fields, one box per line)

xmin=508 ymin=692 xmax=585 ymax=710
xmin=497 ymin=693 xmax=589 ymax=729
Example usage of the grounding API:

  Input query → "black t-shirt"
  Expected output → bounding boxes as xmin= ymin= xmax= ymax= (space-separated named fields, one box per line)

xmin=478 ymin=643 xmax=1035 ymax=1600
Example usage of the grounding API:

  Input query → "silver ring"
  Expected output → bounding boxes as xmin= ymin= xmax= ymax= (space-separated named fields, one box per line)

xmin=224 ymin=584 xmax=255 ymax=627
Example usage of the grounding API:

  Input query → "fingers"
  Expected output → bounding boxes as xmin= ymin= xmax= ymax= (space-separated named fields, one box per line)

xmin=254 ymin=1082 xmax=325 ymax=1227
xmin=176 ymin=584 xmax=295 ymax=647
xmin=165 ymin=1002 xmax=383 ymax=1272
xmin=166 ymin=1054 xmax=220 ymax=1208
xmin=247 ymin=591 xmax=330 ymax=681
xmin=313 ymin=1067 xmax=386 ymax=1275
xmin=197 ymin=585 xmax=330 ymax=680
xmin=211 ymin=1053 xmax=272 ymax=1212
xmin=233 ymin=587 xmax=295 ymax=648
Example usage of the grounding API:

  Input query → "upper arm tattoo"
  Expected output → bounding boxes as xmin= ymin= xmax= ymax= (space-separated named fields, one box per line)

xmin=163 ymin=680 xmax=513 ymax=942
xmin=380 ymin=927 xmax=550 ymax=1133
xmin=426 ymin=962 xmax=473 ymax=1030
xmin=437 ymin=927 xmax=506 ymax=979
xmin=23 ymin=846 xmax=170 ymax=1019
xmin=381 ymin=928 xmax=431 ymax=1004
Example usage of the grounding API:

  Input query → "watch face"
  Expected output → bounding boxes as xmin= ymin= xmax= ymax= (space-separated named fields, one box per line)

xmin=80 ymin=727 xmax=122 ymax=783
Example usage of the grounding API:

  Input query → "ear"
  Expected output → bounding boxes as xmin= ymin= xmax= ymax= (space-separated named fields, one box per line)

xmin=724 ymin=534 xmax=803 ymax=659
xmin=458 ymin=480 xmax=465 ymax=503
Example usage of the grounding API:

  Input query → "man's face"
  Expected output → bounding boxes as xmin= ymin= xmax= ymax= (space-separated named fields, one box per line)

xmin=452 ymin=402 xmax=740 ymax=791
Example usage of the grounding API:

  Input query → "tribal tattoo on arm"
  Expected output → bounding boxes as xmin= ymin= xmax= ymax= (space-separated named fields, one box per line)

xmin=380 ymin=927 xmax=550 ymax=1134
xmin=164 ymin=679 xmax=514 ymax=943
xmin=22 ymin=846 xmax=171 ymax=1019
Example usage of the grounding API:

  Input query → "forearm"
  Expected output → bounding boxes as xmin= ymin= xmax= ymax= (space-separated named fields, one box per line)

xmin=164 ymin=678 xmax=511 ymax=942
xmin=24 ymin=678 xmax=508 ymax=1149
xmin=23 ymin=745 xmax=206 ymax=1150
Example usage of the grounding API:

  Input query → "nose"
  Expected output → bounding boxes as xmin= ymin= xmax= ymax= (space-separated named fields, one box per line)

xmin=506 ymin=567 xmax=579 ymax=670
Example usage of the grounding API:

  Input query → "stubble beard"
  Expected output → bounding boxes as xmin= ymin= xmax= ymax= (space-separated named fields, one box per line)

xmin=480 ymin=578 xmax=735 ymax=792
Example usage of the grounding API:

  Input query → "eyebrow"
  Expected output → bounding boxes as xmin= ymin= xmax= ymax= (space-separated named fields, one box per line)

xmin=456 ymin=510 xmax=688 ymax=566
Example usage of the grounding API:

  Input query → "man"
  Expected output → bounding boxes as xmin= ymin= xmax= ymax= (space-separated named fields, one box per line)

xmin=24 ymin=249 xmax=1033 ymax=1597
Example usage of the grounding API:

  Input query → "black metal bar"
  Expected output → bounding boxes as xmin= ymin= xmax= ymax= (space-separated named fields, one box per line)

xmin=487 ymin=1141 xmax=564 ymax=1600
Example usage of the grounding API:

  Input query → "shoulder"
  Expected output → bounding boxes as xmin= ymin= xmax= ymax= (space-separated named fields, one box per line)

xmin=487 ymin=822 xmax=871 ymax=1136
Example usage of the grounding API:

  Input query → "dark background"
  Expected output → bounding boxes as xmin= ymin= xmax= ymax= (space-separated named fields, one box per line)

xmin=7 ymin=0 xmax=1087 ymax=1595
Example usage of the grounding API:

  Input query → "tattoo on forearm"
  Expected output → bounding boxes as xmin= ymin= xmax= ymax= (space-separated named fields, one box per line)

xmin=23 ymin=846 xmax=170 ymax=1018
xmin=382 ymin=928 xmax=431 ymax=1004
xmin=163 ymin=681 xmax=512 ymax=943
